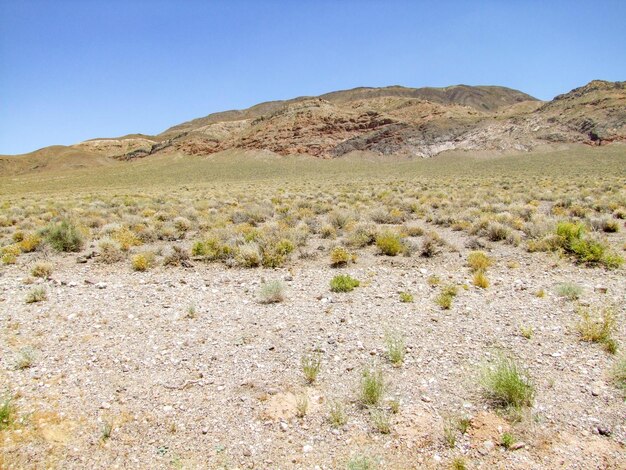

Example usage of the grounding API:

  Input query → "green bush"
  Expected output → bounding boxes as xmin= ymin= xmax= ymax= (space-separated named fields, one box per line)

xmin=45 ymin=220 xmax=84 ymax=252
xmin=330 ymin=274 xmax=360 ymax=293
xmin=375 ymin=231 xmax=403 ymax=256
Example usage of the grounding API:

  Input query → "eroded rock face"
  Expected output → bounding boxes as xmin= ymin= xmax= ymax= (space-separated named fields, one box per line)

xmin=15 ymin=80 xmax=625 ymax=165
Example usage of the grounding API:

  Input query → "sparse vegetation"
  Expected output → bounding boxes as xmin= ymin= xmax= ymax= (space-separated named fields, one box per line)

xmin=45 ymin=219 xmax=84 ymax=252
xmin=480 ymin=354 xmax=535 ymax=409
xmin=370 ymin=409 xmax=391 ymax=434
xmin=556 ymin=282 xmax=582 ymax=300
xmin=577 ymin=305 xmax=618 ymax=353
xmin=384 ymin=330 xmax=405 ymax=367
xmin=399 ymin=291 xmax=413 ymax=303
xmin=360 ymin=367 xmax=385 ymax=406
xmin=0 ymin=394 xmax=16 ymax=431
xmin=257 ymin=280 xmax=285 ymax=304
xmin=330 ymin=274 xmax=360 ymax=293
xmin=301 ymin=352 xmax=322 ymax=384
xmin=25 ymin=286 xmax=47 ymax=303
xmin=31 ymin=261 xmax=52 ymax=278
xmin=328 ymin=400 xmax=347 ymax=428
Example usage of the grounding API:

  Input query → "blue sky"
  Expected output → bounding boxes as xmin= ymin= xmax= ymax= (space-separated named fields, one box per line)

xmin=1 ymin=0 xmax=625 ymax=155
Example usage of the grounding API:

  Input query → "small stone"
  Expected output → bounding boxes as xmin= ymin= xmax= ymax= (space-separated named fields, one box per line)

xmin=95 ymin=282 xmax=107 ymax=289
xmin=201 ymin=427 xmax=208 ymax=434
xmin=421 ymin=395 xmax=432 ymax=403
xmin=100 ymin=402 xmax=111 ymax=410
xmin=243 ymin=448 xmax=252 ymax=457
xmin=302 ymin=444 xmax=313 ymax=453
xmin=279 ymin=422 xmax=289 ymax=432
xmin=479 ymin=440 xmax=495 ymax=455
xmin=510 ymin=442 xmax=526 ymax=450
xmin=597 ymin=426 xmax=611 ymax=436
xmin=594 ymin=285 xmax=608 ymax=294
xmin=284 ymin=275 xmax=293 ymax=281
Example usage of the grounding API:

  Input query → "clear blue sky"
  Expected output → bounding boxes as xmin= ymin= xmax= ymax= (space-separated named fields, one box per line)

xmin=1 ymin=0 xmax=625 ymax=155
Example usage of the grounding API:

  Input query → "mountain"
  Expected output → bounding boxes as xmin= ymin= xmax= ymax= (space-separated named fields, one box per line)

xmin=1 ymin=81 xmax=624 ymax=174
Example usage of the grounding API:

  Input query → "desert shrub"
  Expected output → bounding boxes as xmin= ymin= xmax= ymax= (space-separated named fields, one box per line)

xmin=163 ymin=245 xmax=190 ymax=266
xmin=327 ymin=210 xmax=353 ymax=229
xmin=330 ymin=274 xmax=360 ymax=293
xmin=235 ymin=242 xmax=262 ymax=267
xmin=577 ymin=305 xmax=617 ymax=353
xmin=131 ymin=252 xmax=155 ymax=271
xmin=19 ymin=233 xmax=41 ymax=252
xmin=320 ymin=224 xmax=337 ymax=239
xmin=45 ymin=220 xmax=84 ymax=252
xmin=370 ymin=207 xmax=404 ymax=224
xmin=260 ymin=238 xmax=294 ymax=268
xmin=98 ymin=238 xmax=125 ymax=264
xmin=486 ymin=222 xmax=510 ymax=241
xmin=330 ymin=246 xmax=355 ymax=267
xmin=347 ymin=455 xmax=377 ymax=470
xmin=480 ymin=355 xmax=535 ymax=409
xmin=346 ymin=223 xmax=377 ymax=247
xmin=399 ymin=292 xmax=413 ymax=303
xmin=556 ymin=282 xmax=582 ymax=300
xmin=402 ymin=223 xmax=424 ymax=237
xmin=467 ymin=251 xmax=493 ymax=272
xmin=257 ymin=280 xmax=285 ymax=304
xmin=25 ymin=286 xmax=47 ymax=303
xmin=173 ymin=216 xmax=192 ymax=232
xmin=31 ymin=261 xmax=52 ymax=278
xmin=360 ymin=367 xmax=385 ymax=406
xmin=375 ymin=231 xmax=403 ymax=256
xmin=192 ymin=236 xmax=232 ymax=261
xmin=421 ymin=233 xmax=442 ymax=257
xmin=1 ymin=244 xmax=20 ymax=264
xmin=112 ymin=226 xmax=142 ymax=250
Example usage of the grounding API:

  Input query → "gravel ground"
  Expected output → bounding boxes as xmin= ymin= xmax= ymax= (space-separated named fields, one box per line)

xmin=1 ymin=225 xmax=625 ymax=469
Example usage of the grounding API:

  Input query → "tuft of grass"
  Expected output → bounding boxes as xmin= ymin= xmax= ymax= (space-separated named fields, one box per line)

xmin=370 ymin=409 xmax=391 ymax=434
xmin=330 ymin=274 xmax=360 ymax=293
xmin=101 ymin=421 xmax=113 ymax=442
xmin=360 ymin=367 xmax=385 ymax=407
xmin=19 ymin=233 xmax=41 ymax=252
xmin=295 ymin=393 xmax=309 ymax=418
xmin=472 ymin=270 xmax=489 ymax=288
xmin=399 ymin=291 xmax=413 ymax=303
xmin=384 ymin=330 xmax=405 ymax=367
xmin=0 ymin=394 xmax=16 ymax=431
xmin=520 ymin=325 xmax=534 ymax=340
xmin=388 ymin=399 xmax=400 ymax=414
xmin=501 ymin=432 xmax=516 ymax=450
xmin=347 ymin=455 xmax=377 ymax=470
xmin=611 ymin=355 xmax=626 ymax=394
xmin=467 ymin=251 xmax=493 ymax=272
xmin=556 ymin=282 xmax=582 ymax=300
xmin=25 ymin=286 xmax=47 ymax=303
xmin=257 ymin=280 xmax=285 ymax=304
xmin=427 ymin=274 xmax=441 ymax=286
xmin=436 ymin=284 xmax=458 ymax=309
xmin=185 ymin=304 xmax=197 ymax=319
xmin=31 ymin=261 xmax=53 ymax=278
xmin=450 ymin=457 xmax=467 ymax=470
xmin=45 ymin=219 xmax=84 ymax=252
xmin=535 ymin=288 xmax=545 ymax=298
xmin=13 ymin=347 xmax=35 ymax=370
xmin=480 ymin=354 xmax=535 ymax=410
xmin=577 ymin=305 xmax=618 ymax=353
xmin=301 ymin=352 xmax=322 ymax=384
xmin=443 ymin=418 xmax=457 ymax=448
xmin=328 ymin=400 xmax=347 ymax=428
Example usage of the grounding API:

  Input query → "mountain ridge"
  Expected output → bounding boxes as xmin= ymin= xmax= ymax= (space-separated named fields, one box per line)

xmin=1 ymin=80 xmax=624 ymax=175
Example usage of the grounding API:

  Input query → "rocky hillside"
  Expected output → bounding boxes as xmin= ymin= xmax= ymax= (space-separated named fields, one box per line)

xmin=1 ymin=80 xmax=624 ymax=173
